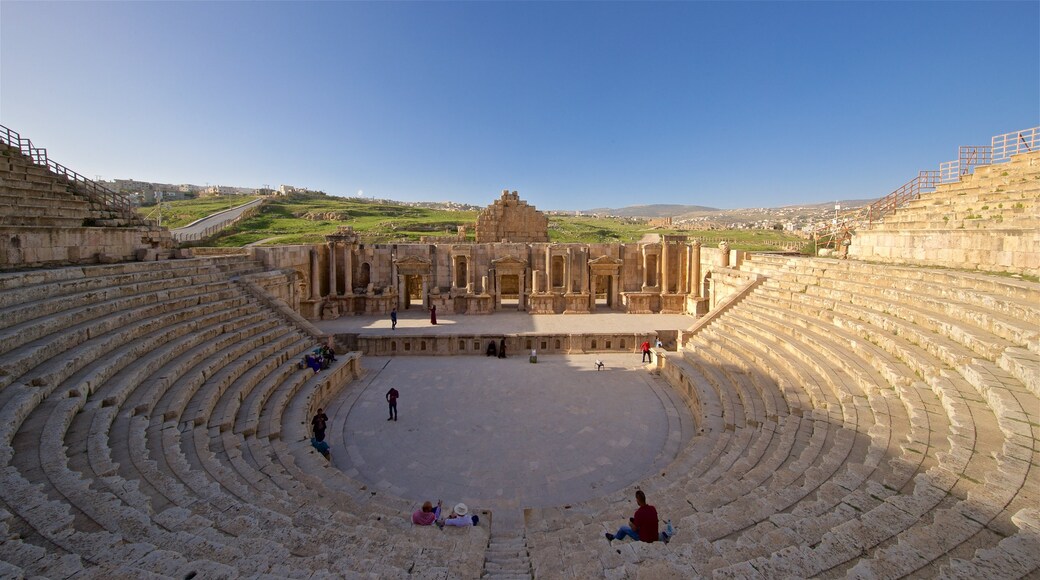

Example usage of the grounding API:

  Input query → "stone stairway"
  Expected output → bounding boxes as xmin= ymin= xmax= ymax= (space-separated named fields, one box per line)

xmin=482 ymin=529 xmax=533 ymax=579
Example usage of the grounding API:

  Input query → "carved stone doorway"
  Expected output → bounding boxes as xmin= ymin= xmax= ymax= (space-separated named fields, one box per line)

xmin=594 ymin=275 xmax=613 ymax=308
xmin=404 ymin=275 xmax=424 ymax=309
xmin=500 ymin=274 xmax=520 ymax=309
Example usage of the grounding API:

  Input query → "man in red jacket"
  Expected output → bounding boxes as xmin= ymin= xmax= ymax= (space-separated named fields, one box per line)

xmin=641 ymin=340 xmax=652 ymax=363
xmin=606 ymin=490 xmax=659 ymax=543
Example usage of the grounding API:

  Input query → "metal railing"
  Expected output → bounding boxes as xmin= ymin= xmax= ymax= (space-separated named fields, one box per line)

xmin=866 ymin=170 xmax=940 ymax=225
xmin=827 ymin=125 xmax=1040 ymax=239
xmin=0 ymin=124 xmax=143 ymax=224
xmin=992 ymin=127 xmax=1038 ymax=163
xmin=940 ymin=145 xmax=992 ymax=183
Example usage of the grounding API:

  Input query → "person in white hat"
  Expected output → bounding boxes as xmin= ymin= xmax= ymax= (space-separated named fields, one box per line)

xmin=441 ymin=502 xmax=479 ymax=527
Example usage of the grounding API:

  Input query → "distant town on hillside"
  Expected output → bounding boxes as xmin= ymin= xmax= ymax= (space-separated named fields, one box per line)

xmin=105 ymin=177 xmax=874 ymax=233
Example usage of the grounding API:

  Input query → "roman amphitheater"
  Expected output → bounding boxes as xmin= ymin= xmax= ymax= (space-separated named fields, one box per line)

xmin=0 ymin=123 xmax=1037 ymax=579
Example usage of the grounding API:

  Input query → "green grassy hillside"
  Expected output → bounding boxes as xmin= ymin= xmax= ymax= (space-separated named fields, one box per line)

xmin=163 ymin=192 xmax=804 ymax=250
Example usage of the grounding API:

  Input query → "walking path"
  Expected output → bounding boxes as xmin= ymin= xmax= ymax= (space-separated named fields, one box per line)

xmin=171 ymin=198 xmax=263 ymax=240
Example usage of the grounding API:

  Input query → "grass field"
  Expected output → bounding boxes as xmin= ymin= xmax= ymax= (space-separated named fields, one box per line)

xmin=168 ymin=192 xmax=805 ymax=250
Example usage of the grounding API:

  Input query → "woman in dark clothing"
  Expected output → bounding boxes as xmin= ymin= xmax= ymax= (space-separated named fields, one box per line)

xmin=498 ymin=338 xmax=507 ymax=358
xmin=486 ymin=341 xmax=497 ymax=357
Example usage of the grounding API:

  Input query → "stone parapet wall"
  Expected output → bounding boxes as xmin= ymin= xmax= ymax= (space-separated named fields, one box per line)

xmin=849 ymin=228 xmax=1039 ymax=275
xmin=0 ymin=225 xmax=172 ymax=268
xmin=353 ymin=332 xmax=658 ymax=357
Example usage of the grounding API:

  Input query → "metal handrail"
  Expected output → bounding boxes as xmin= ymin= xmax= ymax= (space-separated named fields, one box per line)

xmin=0 ymin=123 xmax=142 ymax=223
xmin=992 ymin=127 xmax=1038 ymax=163
xmin=940 ymin=145 xmax=992 ymax=183
xmin=865 ymin=170 xmax=940 ymax=225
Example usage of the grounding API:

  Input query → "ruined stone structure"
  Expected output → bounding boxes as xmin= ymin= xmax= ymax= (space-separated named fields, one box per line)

xmin=298 ymin=228 xmax=726 ymax=319
xmin=475 ymin=189 xmax=549 ymax=243
xmin=1 ymin=129 xmax=1037 ymax=578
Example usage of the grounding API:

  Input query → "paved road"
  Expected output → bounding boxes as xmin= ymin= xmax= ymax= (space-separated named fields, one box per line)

xmin=171 ymin=198 xmax=263 ymax=240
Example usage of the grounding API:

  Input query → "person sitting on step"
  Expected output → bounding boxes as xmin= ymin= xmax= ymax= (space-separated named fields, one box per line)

xmin=439 ymin=503 xmax=479 ymax=528
xmin=605 ymin=490 xmax=660 ymax=543
xmin=412 ymin=500 xmax=442 ymax=526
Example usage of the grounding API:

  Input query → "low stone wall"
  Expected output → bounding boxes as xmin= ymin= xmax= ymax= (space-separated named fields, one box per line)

xmin=850 ymin=228 xmax=1040 ymax=276
xmin=190 ymin=246 xmax=249 ymax=256
xmin=304 ymin=352 xmax=364 ymax=425
xmin=0 ymin=225 xmax=172 ymax=268
xmin=351 ymin=332 xmax=660 ymax=356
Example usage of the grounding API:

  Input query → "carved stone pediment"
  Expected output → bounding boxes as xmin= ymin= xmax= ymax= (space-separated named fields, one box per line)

xmin=450 ymin=245 xmax=473 ymax=256
xmin=394 ymin=255 xmax=432 ymax=275
xmin=491 ymin=255 xmax=528 ymax=272
xmin=588 ymin=255 xmax=623 ymax=265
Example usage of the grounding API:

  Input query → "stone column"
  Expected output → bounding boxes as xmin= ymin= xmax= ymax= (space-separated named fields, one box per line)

xmin=344 ymin=244 xmax=353 ymax=295
xmin=481 ymin=275 xmax=489 ymax=295
xmin=612 ymin=274 xmax=620 ymax=309
xmin=641 ymin=245 xmax=649 ymax=288
xmin=519 ymin=268 xmax=526 ymax=310
xmin=579 ymin=249 xmax=588 ymax=293
xmin=533 ymin=271 xmax=543 ymax=295
xmin=589 ymin=269 xmax=596 ymax=308
xmin=661 ymin=241 xmax=670 ymax=294
xmin=309 ymin=248 xmax=321 ymax=300
xmin=691 ymin=241 xmax=702 ymax=297
xmin=543 ymin=246 xmax=551 ymax=292
xmin=421 ymin=277 xmax=428 ymax=309
xmin=566 ymin=248 xmax=573 ymax=293
xmin=467 ymin=257 xmax=474 ymax=293
xmin=327 ymin=242 xmax=337 ymax=297
xmin=718 ymin=241 xmax=731 ymax=268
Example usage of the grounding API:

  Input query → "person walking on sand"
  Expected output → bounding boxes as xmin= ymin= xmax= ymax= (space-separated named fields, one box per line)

xmin=386 ymin=387 xmax=399 ymax=421
xmin=391 ymin=307 xmax=398 ymax=330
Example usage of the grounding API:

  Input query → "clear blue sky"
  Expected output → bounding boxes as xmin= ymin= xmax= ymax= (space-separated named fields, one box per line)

xmin=2 ymin=1 xmax=1037 ymax=210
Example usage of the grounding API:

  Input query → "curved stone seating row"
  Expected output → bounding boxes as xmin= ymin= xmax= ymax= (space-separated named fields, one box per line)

xmin=712 ymin=256 xmax=1039 ymax=577
xmin=880 ymin=152 xmax=1040 ymax=230
xmin=523 ymin=256 xmax=1037 ymax=577
xmin=0 ymin=258 xmax=489 ymax=577
xmin=524 ymin=313 xmax=874 ymax=575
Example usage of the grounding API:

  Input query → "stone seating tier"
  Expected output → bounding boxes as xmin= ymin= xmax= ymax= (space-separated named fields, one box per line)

xmin=849 ymin=151 xmax=1040 ymax=275
xmin=0 ymin=147 xmax=134 ymax=226
xmin=521 ymin=255 xmax=1037 ymax=578
xmin=0 ymin=251 xmax=1035 ymax=577
xmin=0 ymin=257 xmax=489 ymax=577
